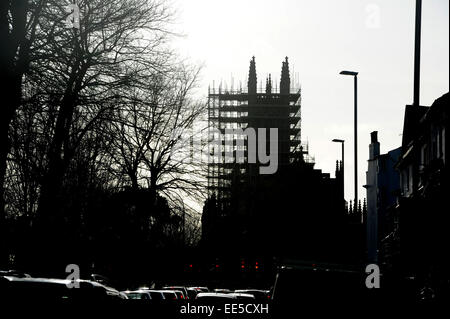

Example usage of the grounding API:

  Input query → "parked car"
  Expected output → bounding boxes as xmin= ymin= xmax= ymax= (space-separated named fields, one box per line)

xmin=122 ymin=290 xmax=152 ymax=300
xmin=234 ymin=289 xmax=269 ymax=301
xmin=188 ymin=286 xmax=209 ymax=292
xmin=90 ymin=273 xmax=115 ymax=288
xmin=171 ymin=290 xmax=186 ymax=300
xmin=195 ymin=292 xmax=236 ymax=302
xmin=271 ymin=263 xmax=377 ymax=313
xmin=80 ymin=279 xmax=127 ymax=300
xmin=162 ymin=286 xmax=189 ymax=299
xmin=144 ymin=289 xmax=166 ymax=301
xmin=186 ymin=287 xmax=200 ymax=299
xmin=228 ymin=293 xmax=255 ymax=301
xmin=213 ymin=288 xmax=232 ymax=294
xmin=0 ymin=270 xmax=31 ymax=278
xmin=0 ymin=275 xmax=126 ymax=301
xmin=158 ymin=290 xmax=178 ymax=301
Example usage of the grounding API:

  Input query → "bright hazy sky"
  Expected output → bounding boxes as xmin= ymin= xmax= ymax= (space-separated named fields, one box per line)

xmin=172 ymin=0 xmax=449 ymax=202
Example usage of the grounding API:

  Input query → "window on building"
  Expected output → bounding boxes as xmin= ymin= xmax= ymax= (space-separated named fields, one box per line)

xmin=421 ymin=144 xmax=429 ymax=166
xmin=437 ymin=126 xmax=444 ymax=160
xmin=403 ymin=169 xmax=409 ymax=194
xmin=402 ymin=165 xmax=414 ymax=195
xmin=442 ymin=127 xmax=446 ymax=164
xmin=432 ymin=129 xmax=438 ymax=161
xmin=409 ymin=165 xmax=413 ymax=192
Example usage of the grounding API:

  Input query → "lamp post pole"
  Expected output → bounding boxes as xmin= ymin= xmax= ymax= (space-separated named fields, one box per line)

xmin=354 ymin=75 xmax=358 ymax=221
xmin=340 ymin=71 xmax=359 ymax=222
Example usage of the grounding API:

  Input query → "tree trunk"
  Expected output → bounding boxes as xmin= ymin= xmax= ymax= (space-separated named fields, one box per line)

xmin=0 ymin=73 xmax=23 ymax=266
xmin=0 ymin=0 xmax=34 ymax=267
xmin=36 ymin=56 xmax=86 ymax=227
xmin=0 ymin=111 xmax=12 ymax=267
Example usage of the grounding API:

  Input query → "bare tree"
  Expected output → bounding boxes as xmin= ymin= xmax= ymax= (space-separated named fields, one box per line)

xmin=0 ymin=0 xmax=47 ymax=263
xmin=3 ymin=1 xmax=206 ymax=268
xmin=22 ymin=0 xmax=175 ymax=228
xmin=104 ymin=62 xmax=207 ymax=231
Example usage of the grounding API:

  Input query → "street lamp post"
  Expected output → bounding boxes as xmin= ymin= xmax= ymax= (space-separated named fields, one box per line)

xmin=339 ymin=70 xmax=359 ymax=222
xmin=332 ymin=139 xmax=345 ymax=172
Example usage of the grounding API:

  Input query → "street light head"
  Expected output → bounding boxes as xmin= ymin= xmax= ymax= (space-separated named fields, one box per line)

xmin=332 ymin=139 xmax=345 ymax=143
xmin=340 ymin=70 xmax=358 ymax=76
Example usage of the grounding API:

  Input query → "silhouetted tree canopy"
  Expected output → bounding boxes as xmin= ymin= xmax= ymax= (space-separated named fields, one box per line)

xmin=1 ymin=0 xmax=204 ymax=270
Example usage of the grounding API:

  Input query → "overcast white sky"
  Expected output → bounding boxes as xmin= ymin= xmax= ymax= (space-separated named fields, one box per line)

xmin=172 ymin=0 xmax=449 ymax=202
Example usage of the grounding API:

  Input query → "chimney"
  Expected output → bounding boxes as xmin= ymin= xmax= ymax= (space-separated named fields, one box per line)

xmin=369 ymin=131 xmax=380 ymax=160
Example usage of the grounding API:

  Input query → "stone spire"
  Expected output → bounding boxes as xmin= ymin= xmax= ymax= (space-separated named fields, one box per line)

xmin=280 ymin=56 xmax=290 ymax=95
xmin=248 ymin=56 xmax=257 ymax=95
xmin=265 ymin=74 xmax=272 ymax=94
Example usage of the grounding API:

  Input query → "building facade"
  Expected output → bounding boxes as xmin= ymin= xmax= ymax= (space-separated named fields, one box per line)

xmin=365 ymin=131 xmax=401 ymax=263
xmin=393 ymin=92 xmax=449 ymax=297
